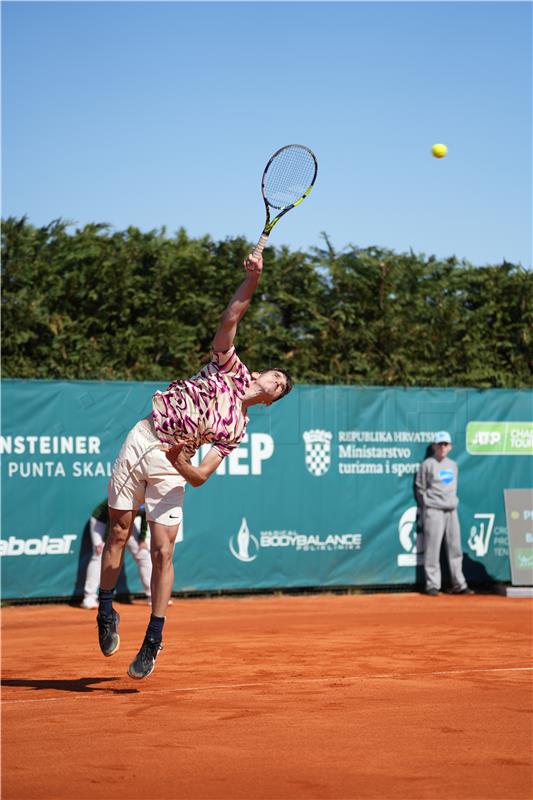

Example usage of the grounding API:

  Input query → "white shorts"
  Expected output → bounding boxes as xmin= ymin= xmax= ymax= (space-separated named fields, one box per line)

xmin=108 ymin=417 xmax=185 ymax=528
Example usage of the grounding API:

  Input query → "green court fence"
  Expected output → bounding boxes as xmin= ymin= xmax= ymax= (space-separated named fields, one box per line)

xmin=1 ymin=380 xmax=532 ymax=600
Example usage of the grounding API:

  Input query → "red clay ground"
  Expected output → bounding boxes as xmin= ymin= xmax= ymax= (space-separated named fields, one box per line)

xmin=2 ymin=593 xmax=532 ymax=800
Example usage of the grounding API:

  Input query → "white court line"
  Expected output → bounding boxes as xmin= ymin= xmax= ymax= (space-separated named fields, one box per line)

xmin=2 ymin=665 xmax=532 ymax=707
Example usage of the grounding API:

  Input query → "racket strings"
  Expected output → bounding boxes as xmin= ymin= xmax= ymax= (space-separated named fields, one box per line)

xmin=263 ymin=146 xmax=316 ymax=209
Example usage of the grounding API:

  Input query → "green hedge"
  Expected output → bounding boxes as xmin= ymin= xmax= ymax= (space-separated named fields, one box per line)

xmin=2 ymin=217 xmax=532 ymax=387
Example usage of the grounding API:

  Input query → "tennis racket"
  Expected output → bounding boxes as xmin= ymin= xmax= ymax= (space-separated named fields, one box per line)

xmin=252 ymin=144 xmax=318 ymax=258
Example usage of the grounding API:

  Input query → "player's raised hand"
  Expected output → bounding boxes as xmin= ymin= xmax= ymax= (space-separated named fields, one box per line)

xmin=244 ymin=254 xmax=263 ymax=276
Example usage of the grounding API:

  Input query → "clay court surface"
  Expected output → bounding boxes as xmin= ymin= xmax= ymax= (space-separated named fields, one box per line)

xmin=2 ymin=593 xmax=532 ymax=800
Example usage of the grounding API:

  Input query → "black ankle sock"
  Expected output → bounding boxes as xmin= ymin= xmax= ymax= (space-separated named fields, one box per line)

xmin=146 ymin=613 xmax=165 ymax=642
xmin=98 ymin=587 xmax=114 ymax=617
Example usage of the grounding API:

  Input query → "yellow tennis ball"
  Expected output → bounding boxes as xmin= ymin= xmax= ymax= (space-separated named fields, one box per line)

xmin=432 ymin=143 xmax=448 ymax=158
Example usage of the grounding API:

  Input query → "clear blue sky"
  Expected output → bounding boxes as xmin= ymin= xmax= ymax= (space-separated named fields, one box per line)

xmin=2 ymin=1 xmax=532 ymax=267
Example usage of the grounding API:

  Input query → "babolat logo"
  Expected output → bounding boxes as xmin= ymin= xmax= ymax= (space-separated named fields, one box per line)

xmin=0 ymin=534 xmax=77 ymax=557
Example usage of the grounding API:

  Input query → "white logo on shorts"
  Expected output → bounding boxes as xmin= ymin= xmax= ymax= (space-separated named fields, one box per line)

xmin=303 ymin=429 xmax=332 ymax=477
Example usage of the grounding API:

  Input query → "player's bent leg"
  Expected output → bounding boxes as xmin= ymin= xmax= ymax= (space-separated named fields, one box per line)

xmin=96 ymin=508 xmax=136 ymax=657
xmin=101 ymin=508 xmax=136 ymax=587
xmin=128 ymin=521 xmax=180 ymax=680
xmin=149 ymin=522 xmax=180 ymax=616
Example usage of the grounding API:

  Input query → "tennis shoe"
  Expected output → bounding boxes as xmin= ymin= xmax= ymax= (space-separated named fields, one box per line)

xmin=426 ymin=588 xmax=440 ymax=596
xmin=96 ymin=609 xmax=120 ymax=656
xmin=127 ymin=635 xmax=162 ymax=680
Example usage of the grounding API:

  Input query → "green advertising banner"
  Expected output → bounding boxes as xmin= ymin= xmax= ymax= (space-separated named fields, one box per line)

xmin=1 ymin=380 xmax=532 ymax=600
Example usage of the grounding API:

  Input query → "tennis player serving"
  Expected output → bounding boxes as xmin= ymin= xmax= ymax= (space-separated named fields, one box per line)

xmin=96 ymin=253 xmax=292 ymax=679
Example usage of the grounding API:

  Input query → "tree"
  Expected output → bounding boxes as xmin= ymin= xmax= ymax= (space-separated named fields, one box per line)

xmin=2 ymin=217 xmax=532 ymax=387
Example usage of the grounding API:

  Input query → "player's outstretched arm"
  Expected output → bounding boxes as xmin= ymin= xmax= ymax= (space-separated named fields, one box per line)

xmin=212 ymin=254 xmax=263 ymax=353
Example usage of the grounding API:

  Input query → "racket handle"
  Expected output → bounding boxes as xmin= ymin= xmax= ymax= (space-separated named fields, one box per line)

xmin=252 ymin=233 xmax=269 ymax=259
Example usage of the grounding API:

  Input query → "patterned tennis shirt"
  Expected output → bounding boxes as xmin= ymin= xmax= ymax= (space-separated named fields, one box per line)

xmin=151 ymin=347 xmax=252 ymax=460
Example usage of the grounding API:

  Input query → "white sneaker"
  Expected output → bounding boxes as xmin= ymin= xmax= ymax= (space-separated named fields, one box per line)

xmin=81 ymin=597 xmax=99 ymax=609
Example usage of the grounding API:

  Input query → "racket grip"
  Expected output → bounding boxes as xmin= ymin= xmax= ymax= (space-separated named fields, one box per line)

xmin=252 ymin=233 xmax=269 ymax=259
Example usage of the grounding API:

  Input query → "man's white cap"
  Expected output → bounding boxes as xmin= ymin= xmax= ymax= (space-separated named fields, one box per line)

xmin=434 ymin=431 xmax=452 ymax=444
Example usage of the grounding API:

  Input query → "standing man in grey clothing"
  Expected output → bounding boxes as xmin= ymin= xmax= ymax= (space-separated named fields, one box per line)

xmin=415 ymin=431 xmax=473 ymax=596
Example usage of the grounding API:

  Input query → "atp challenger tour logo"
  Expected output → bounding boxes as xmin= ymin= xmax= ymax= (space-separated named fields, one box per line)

xmin=466 ymin=422 xmax=533 ymax=456
xmin=229 ymin=518 xmax=362 ymax=561
xmin=303 ymin=429 xmax=332 ymax=477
